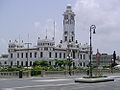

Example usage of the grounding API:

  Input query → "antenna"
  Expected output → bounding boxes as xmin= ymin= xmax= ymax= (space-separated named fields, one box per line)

xmin=46 ymin=29 xmax=47 ymax=39
xmin=53 ymin=21 xmax=55 ymax=40
xmin=19 ymin=34 xmax=20 ymax=45
xmin=28 ymin=33 xmax=29 ymax=43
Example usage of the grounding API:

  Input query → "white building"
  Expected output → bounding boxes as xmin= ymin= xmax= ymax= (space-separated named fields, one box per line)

xmin=0 ymin=5 xmax=90 ymax=67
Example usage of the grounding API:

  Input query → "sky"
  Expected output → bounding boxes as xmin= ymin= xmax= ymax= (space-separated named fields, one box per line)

xmin=0 ymin=0 xmax=120 ymax=55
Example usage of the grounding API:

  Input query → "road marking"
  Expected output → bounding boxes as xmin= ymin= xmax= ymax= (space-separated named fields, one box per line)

xmin=2 ymin=83 xmax=77 ymax=89
xmin=34 ymin=78 xmax=72 ymax=82
xmin=2 ymin=88 xmax=15 ymax=90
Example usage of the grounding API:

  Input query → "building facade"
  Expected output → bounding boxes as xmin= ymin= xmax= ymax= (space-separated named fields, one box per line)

xmin=92 ymin=50 xmax=113 ymax=67
xmin=0 ymin=5 xmax=90 ymax=67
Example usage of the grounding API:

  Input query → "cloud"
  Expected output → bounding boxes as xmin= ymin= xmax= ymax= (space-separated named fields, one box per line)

xmin=73 ymin=0 xmax=120 ymax=54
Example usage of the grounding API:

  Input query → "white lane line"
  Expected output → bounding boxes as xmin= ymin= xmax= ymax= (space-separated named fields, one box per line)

xmin=2 ymin=88 xmax=15 ymax=90
xmin=34 ymin=79 xmax=72 ymax=82
xmin=2 ymin=83 xmax=77 ymax=89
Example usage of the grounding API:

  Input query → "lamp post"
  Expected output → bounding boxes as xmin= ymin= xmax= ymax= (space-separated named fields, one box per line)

xmin=67 ymin=39 xmax=72 ymax=76
xmin=89 ymin=25 xmax=96 ymax=78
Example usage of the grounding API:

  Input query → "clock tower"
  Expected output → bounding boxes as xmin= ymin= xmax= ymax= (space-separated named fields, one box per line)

xmin=63 ymin=5 xmax=75 ymax=42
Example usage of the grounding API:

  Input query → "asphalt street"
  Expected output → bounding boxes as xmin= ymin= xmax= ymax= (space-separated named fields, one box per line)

xmin=0 ymin=74 xmax=120 ymax=90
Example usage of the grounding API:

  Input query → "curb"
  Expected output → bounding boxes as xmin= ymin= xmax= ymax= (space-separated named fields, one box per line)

xmin=75 ymin=77 xmax=114 ymax=83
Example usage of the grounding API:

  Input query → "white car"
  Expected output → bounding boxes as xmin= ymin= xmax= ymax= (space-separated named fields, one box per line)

xmin=114 ymin=65 xmax=120 ymax=69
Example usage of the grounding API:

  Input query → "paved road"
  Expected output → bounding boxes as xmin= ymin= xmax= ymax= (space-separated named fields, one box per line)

xmin=0 ymin=75 xmax=120 ymax=90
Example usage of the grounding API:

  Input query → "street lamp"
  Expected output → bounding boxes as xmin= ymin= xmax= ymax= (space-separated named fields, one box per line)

xmin=67 ymin=39 xmax=72 ymax=76
xmin=67 ymin=55 xmax=72 ymax=76
xmin=89 ymin=25 xmax=96 ymax=78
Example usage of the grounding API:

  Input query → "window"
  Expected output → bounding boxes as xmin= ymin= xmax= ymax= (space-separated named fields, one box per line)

xmin=30 ymin=52 xmax=32 ymax=58
xmin=55 ymin=52 xmax=57 ymax=58
xmin=26 ymin=61 xmax=28 ymax=67
xmin=49 ymin=52 xmax=52 ymax=58
xmin=72 ymin=36 xmax=74 ymax=41
xmin=83 ymin=54 xmax=86 ymax=59
xmin=11 ymin=61 xmax=13 ymax=66
xmin=49 ymin=61 xmax=51 ymax=65
xmin=21 ymin=53 xmax=23 ymax=58
xmin=17 ymin=61 xmax=19 ymax=66
xmin=80 ymin=54 xmax=82 ymax=59
xmin=71 ymin=15 xmax=74 ymax=20
xmin=26 ymin=53 xmax=28 ymax=58
xmin=10 ymin=53 xmax=13 ymax=58
xmin=34 ymin=52 xmax=37 ymax=58
xmin=17 ymin=53 xmax=19 ymax=58
xmin=30 ymin=61 xmax=32 ymax=66
xmin=63 ymin=53 xmax=66 ymax=58
xmin=4 ymin=61 xmax=7 ymax=64
xmin=59 ymin=53 xmax=62 ymax=58
xmin=83 ymin=62 xmax=85 ymax=67
xmin=73 ymin=51 xmax=75 ymax=59
xmin=21 ymin=61 xmax=23 ymax=66
xmin=41 ymin=48 xmax=43 ymax=50
xmin=44 ymin=47 xmax=48 ymax=51
xmin=72 ymin=31 xmax=74 ymax=35
xmin=64 ymin=31 xmax=68 ymax=35
xmin=65 ymin=36 xmax=67 ymax=41
xmin=40 ymin=52 xmax=43 ymax=58
xmin=78 ymin=53 xmax=79 ymax=58
xmin=80 ymin=62 xmax=82 ymax=66
xmin=64 ymin=15 xmax=68 ymax=20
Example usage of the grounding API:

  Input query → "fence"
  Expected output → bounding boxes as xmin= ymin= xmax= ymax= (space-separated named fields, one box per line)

xmin=0 ymin=69 xmax=120 ymax=78
xmin=40 ymin=69 xmax=120 ymax=77
xmin=0 ymin=71 xmax=31 ymax=78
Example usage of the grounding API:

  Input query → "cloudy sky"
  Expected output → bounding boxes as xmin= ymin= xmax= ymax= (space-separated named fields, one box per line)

xmin=0 ymin=0 xmax=120 ymax=55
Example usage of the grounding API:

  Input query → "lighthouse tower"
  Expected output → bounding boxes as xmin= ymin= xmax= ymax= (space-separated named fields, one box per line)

xmin=63 ymin=5 xmax=75 ymax=42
